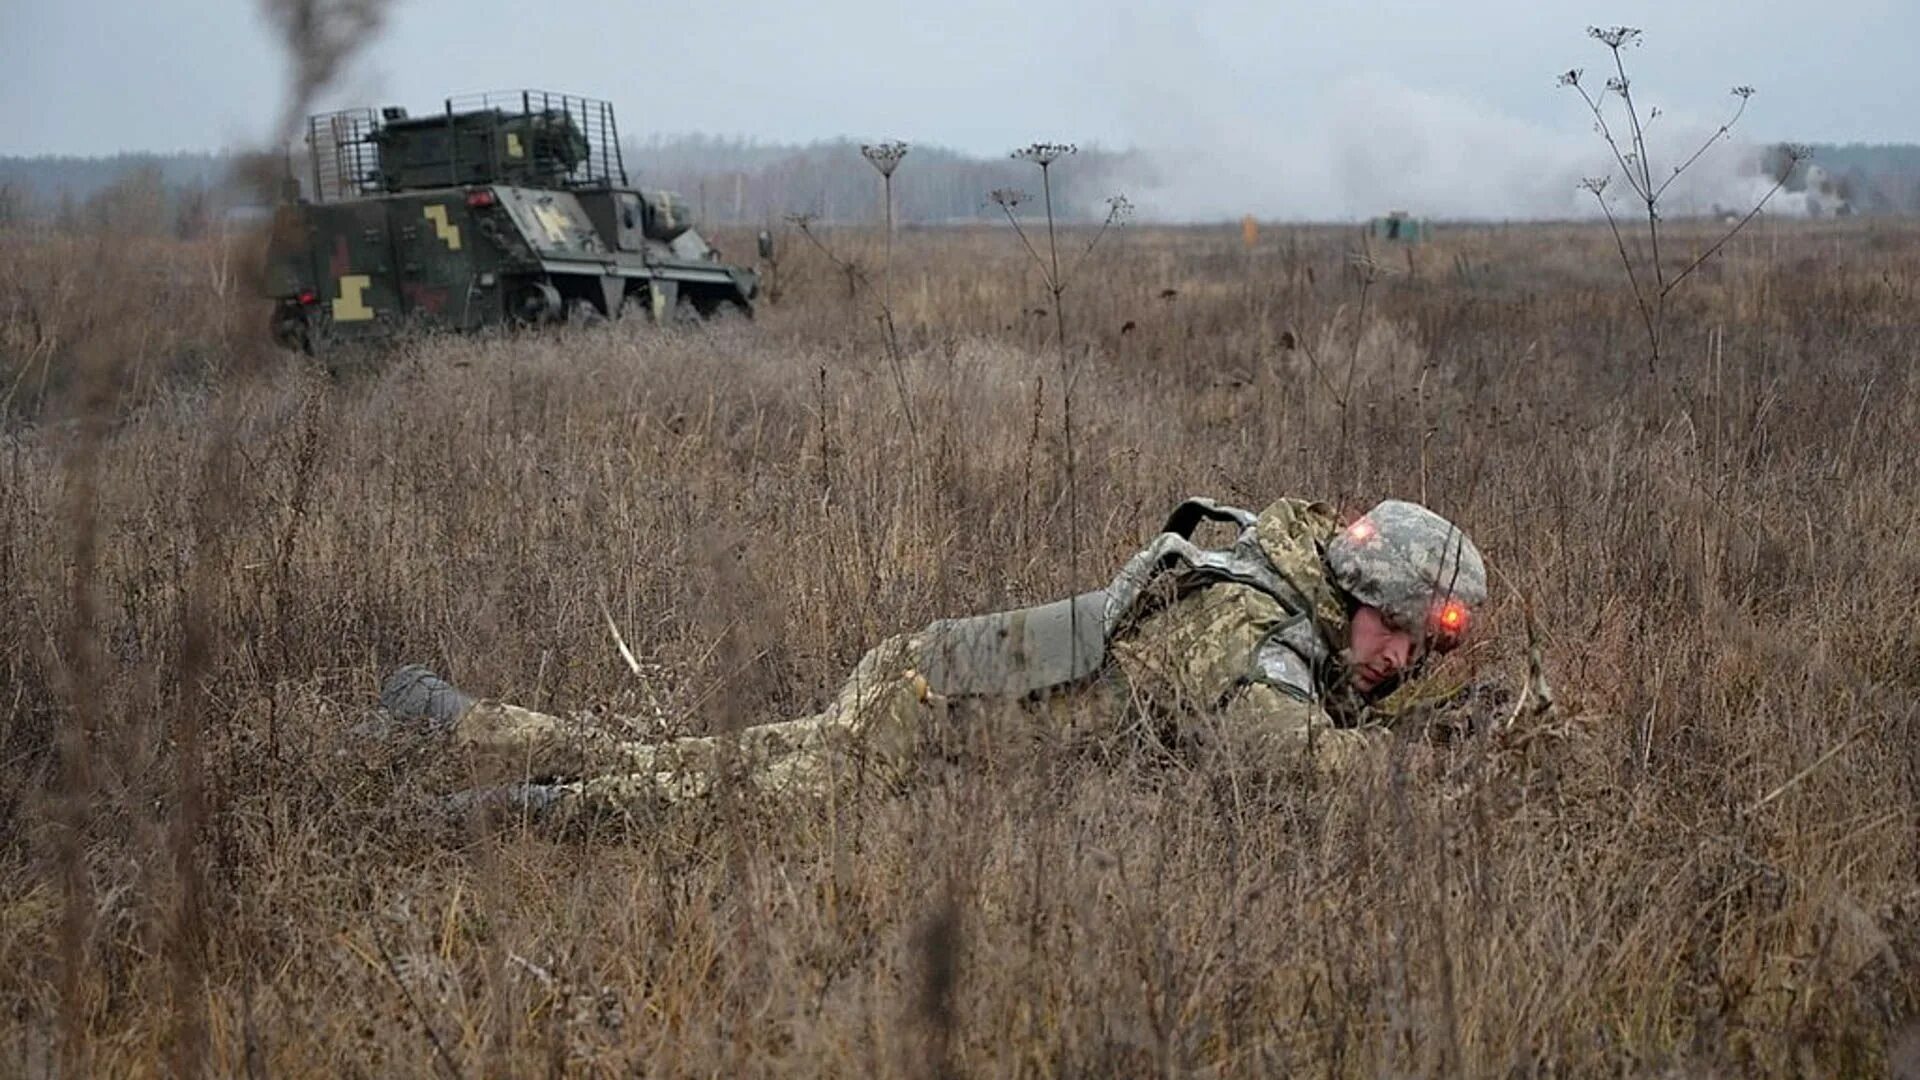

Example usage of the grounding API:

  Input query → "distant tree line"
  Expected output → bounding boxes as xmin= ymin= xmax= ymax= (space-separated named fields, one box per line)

xmin=0 ymin=139 xmax=1144 ymax=232
xmin=6 ymin=138 xmax=1920 ymax=230
xmin=0 ymin=152 xmax=257 ymax=237
xmin=624 ymin=134 xmax=1148 ymax=225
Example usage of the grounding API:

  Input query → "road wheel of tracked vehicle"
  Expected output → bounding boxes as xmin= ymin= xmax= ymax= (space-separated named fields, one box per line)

xmin=709 ymin=298 xmax=752 ymax=323
xmin=613 ymin=292 xmax=648 ymax=322
xmin=508 ymin=281 xmax=563 ymax=326
xmin=269 ymin=302 xmax=314 ymax=354
xmin=671 ymin=296 xmax=705 ymax=328
xmin=566 ymin=298 xmax=606 ymax=328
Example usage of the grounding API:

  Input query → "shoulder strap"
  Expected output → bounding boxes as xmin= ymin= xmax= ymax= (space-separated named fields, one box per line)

xmin=1102 ymin=527 xmax=1315 ymax=636
xmin=1160 ymin=497 xmax=1259 ymax=538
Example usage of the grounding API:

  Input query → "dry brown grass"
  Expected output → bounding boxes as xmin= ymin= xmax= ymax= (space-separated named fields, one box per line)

xmin=1 ymin=216 xmax=1917 ymax=1076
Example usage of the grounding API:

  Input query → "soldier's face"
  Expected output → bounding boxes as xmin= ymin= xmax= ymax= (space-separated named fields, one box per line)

xmin=1348 ymin=605 xmax=1416 ymax=693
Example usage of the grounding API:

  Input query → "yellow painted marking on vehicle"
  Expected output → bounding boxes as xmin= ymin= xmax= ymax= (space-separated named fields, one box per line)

xmin=333 ymin=274 xmax=374 ymax=321
xmin=506 ymin=132 xmax=525 ymax=158
xmin=423 ymin=204 xmax=462 ymax=250
xmin=531 ymin=202 xmax=573 ymax=245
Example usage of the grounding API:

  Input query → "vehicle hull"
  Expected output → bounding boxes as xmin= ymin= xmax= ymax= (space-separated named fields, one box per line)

xmin=264 ymin=183 xmax=757 ymax=351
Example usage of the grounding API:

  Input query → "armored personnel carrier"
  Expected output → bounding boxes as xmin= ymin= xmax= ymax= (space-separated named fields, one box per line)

xmin=263 ymin=90 xmax=760 ymax=352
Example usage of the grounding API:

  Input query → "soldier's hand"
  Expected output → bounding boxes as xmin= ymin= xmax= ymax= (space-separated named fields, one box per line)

xmin=1375 ymin=674 xmax=1515 ymax=744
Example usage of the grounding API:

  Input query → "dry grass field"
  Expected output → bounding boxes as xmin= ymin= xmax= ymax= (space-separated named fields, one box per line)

xmin=1 ymin=216 xmax=1917 ymax=1076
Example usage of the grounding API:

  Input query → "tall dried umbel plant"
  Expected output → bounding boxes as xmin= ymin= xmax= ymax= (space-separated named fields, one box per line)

xmin=1560 ymin=26 xmax=1807 ymax=370
xmin=785 ymin=140 xmax=920 ymax=454
xmin=861 ymin=140 xmax=909 ymax=309
xmin=992 ymin=146 xmax=1131 ymax=666
xmin=859 ymin=141 xmax=915 ymax=439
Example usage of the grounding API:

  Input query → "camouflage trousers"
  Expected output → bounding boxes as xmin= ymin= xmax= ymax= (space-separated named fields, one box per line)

xmin=428 ymin=632 xmax=948 ymax=827
xmin=405 ymin=592 xmax=1389 ymax=828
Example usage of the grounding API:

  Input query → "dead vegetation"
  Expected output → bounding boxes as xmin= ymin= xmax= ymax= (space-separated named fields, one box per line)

xmin=0 ymin=217 xmax=1917 ymax=1075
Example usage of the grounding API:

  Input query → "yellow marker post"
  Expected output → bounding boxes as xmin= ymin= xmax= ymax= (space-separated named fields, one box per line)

xmin=332 ymin=275 xmax=374 ymax=321
xmin=424 ymin=205 xmax=462 ymax=250
xmin=1242 ymin=214 xmax=1259 ymax=251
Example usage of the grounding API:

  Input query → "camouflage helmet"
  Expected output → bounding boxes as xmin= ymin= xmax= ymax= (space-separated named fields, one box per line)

xmin=1325 ymin=499 xmax=1487 ymax=650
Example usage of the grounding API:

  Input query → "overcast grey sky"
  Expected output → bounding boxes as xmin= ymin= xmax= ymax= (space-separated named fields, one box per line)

xmin=3 ymin=0 xmax=1911 ymax=218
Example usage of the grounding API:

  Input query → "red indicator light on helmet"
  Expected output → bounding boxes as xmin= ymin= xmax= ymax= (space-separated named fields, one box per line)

xmin=1347 ymin=518 xmax=1376 ymax=542
xmin=1437 ymin=600 xmax=1468 ymax=634
xmin=466 ymin=190 xmax=496 ymax=208
xmin=295 ymin=289 xmax=317 ymax=305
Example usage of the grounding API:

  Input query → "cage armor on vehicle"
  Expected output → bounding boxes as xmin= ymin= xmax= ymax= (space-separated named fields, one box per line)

xmin=263 ymin=90 xmax=760 ymax=352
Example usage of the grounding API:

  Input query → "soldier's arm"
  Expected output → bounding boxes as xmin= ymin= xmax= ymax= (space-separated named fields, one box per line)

xmin=1205 ymin=682 xmax=1388 ymax=774
xmin=1189 ymin=636 xmax=1388 ymax=773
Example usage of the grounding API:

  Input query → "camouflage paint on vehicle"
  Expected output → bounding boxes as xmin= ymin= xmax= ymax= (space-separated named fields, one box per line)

xmin=264 ymin=91 xmax=758 ymax=352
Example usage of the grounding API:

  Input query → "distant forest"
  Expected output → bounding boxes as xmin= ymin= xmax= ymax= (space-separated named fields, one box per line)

xmin=0 ymin=138 xmax=1143 ymax=234
xmin=2 ymin=138 xmax=1918 ymax=232
xmin=627 ymin=135 xmax=1146 ymax=225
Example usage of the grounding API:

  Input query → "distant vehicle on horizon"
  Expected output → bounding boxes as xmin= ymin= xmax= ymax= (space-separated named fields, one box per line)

xmin=263 ymin=90 xmax=763 ymax=353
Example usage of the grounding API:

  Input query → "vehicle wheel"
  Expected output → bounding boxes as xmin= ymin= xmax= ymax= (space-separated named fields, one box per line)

xmin=566 ymin=298 xmax=606 ymax=327
xmin=707 ymin=298 xmax=752 ymax=323
xmin=268 ymin=316 xmax=302 ymax=353
xmin=671 ymin=296 xmax=705 ymax=327
xmin=508 ymin=281 xmax=563 ymax=325
xmin=269 ymin=303 xmax=313 ymax=354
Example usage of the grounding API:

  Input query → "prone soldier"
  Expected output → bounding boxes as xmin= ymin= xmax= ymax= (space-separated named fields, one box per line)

xmin=377 ymin=496 xmax=1488 ymax=825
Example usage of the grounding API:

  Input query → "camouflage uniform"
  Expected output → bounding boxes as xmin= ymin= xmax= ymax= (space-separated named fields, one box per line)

xmin=381 ymin=496 xmax=1487 ymax=825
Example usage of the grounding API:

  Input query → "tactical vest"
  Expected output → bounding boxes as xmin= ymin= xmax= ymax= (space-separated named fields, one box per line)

xmin=915 ymin=498 xmax=1351 ymax=710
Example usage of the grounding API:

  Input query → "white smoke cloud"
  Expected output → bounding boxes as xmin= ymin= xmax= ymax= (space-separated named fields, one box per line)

xmin=1112 ymin=66 xmax=1803 ymax=223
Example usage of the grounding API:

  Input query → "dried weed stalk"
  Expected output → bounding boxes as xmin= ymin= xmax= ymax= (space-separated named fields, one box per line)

xmin=1561 ymin=26 xmax=1807 ymax=369
xmin=992 ymin=146 xmax=1130 ymax=657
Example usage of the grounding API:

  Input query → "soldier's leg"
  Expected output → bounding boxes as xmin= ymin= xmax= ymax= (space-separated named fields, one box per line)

xmin=378 ymin=665 xmax=657 ymax=784
xmin=481 ymin=631 xmax=945 ymax=824
xmin=788 ymin=630 xmax=940 ymax=780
